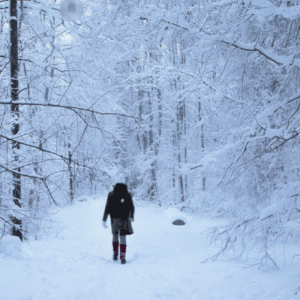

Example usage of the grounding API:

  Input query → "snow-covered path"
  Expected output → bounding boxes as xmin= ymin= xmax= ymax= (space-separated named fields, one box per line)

xmin=0 ymin=197 xmax=299 ymax=300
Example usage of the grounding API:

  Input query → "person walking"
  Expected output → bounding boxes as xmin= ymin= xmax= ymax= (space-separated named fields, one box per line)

xmin=102 ymin=183 xmax=135 ymax=264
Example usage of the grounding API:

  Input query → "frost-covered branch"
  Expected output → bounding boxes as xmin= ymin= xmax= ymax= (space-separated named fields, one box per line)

xmin=220 ymin=40 xmax=287 ymax=66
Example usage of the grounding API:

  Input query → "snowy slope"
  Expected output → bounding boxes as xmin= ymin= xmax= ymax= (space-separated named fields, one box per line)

xmin=0 ymin=196 xmax=299 ymax=300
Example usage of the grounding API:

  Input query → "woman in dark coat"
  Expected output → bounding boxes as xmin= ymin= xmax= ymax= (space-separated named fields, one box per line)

xmin=102 ymin=183 xmax=134 ymax=264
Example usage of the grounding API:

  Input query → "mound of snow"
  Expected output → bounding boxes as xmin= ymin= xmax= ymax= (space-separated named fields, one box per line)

xmin=164 ymin=207 xmax=188 ymax=225
xmin=0 ymin=235 xmax=22 ymax=257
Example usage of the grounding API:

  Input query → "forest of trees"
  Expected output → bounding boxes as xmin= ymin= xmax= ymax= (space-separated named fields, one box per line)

xmin=1 ymin=0 xmax=300 ymax=266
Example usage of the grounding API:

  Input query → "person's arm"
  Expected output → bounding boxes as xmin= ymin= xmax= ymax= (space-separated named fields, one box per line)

xmin=103 ymin=193 xmax=111 ymax=222
xmin=128 ymin=194 xmax=135 ymax=221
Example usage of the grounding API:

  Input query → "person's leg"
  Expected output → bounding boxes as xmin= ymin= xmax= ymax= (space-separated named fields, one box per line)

xmin=112 ymin=233 xmax=119 ymax=243
xmin=119 ymin=235 xmax=126 ymax=245
xmin=112 ymin=233 xmax=119 ymax=260
xmin=120 ymin=235 xmax=127 ymax=264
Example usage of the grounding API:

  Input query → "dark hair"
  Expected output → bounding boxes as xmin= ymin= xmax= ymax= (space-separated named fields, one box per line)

xmin=114 ymin=183 xmax=128 ymax=197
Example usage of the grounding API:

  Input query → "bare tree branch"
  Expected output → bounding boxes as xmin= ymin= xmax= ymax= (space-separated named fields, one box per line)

xmin=0 ymin=101 xmax=139 ymax=123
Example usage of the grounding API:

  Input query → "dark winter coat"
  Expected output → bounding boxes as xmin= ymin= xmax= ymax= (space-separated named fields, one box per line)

xmin=103 ymin=183 xmax=135 ymax=235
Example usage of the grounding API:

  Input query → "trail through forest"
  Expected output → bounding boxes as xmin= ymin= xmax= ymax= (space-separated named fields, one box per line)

xmin=0 ymin=197 xmax=299 ymax=300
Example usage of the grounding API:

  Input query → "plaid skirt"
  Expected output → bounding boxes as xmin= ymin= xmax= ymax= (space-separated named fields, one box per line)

xmin=111 ymin=218 xmax=134 ymax=235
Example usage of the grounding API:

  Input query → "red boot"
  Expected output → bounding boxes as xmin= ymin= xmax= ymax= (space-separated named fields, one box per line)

xmin=120 ymin=244 xmax=127 ymax=264
xmin=113 ymin=242 xmax=119 ymax=261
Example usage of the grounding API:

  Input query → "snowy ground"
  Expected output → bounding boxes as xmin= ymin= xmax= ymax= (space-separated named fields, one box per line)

xmin=0 ymin=196 xmax=299 ymax=300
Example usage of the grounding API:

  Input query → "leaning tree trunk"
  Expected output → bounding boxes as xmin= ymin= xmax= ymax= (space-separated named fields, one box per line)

xmin=10 ymin=0 xmax=22 ymax=241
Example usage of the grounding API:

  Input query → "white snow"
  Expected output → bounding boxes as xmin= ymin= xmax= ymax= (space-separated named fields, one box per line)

xmin=0 ymin=235 xmax=22 ymax=257
xmin=264 ymin=128 xmax=282 ymax=139
xmin=259 ymin=197 xmax=293 ymax=220
xmin=60 ymin=0 xmax=84 ymax=22
xmin=0 ymin=196 xmax=299 ymax=300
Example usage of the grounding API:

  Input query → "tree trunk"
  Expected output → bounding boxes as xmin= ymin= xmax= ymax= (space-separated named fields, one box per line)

xmin=138 ymin=89 xmax=148 ymax=153
xmin=198 ymin=101 xmax=206 ymax=191
xmin=68 ymin=143 xmax=74 ymax=203
xmin=10 ymin=0 xmax=22 ymax=241
xmin=157 ymin=89 xmax=162 ymax=137
xmin=148 ymin=89 xmax=157 ymax=200
xmin=183 ymin=99 xmax=188 ymax=199
xmin=177 ymin=101 xmax=185 ymax=203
